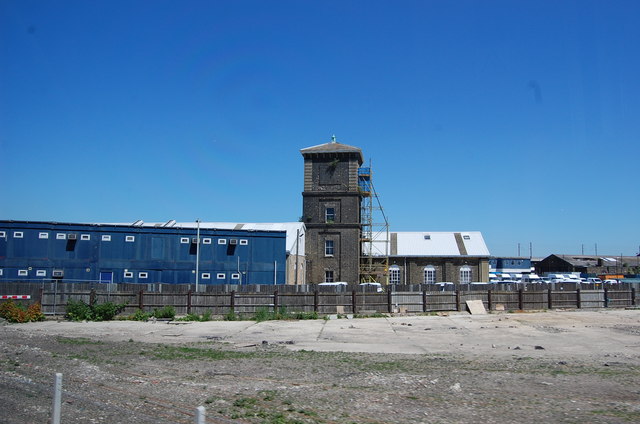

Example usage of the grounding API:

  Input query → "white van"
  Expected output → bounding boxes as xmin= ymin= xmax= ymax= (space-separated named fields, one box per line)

xmin=317 ymin=282 xmax=348 ymax=290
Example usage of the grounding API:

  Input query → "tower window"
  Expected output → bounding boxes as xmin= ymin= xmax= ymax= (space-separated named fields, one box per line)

xmin=324 ymin=240 xmax=334 ymax=256
xmin=325 ymin=207 xmax=335 ymax=223
xmin=324 ymin=270 xmax=334 ymax=283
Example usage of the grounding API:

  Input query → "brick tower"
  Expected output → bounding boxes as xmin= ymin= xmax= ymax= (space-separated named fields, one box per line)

xmin=300 ymin=136 xmax=364 ymax=284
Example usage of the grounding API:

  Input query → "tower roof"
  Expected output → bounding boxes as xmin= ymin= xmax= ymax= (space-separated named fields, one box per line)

xmin=300 ymin=136 xmax=364 ymax=164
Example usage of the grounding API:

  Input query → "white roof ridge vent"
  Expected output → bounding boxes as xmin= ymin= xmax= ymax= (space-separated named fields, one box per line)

xmin=132 ymin=220 xmax=144 ymax=226
xmin=163 ymin=219 xmax=177 ymax=227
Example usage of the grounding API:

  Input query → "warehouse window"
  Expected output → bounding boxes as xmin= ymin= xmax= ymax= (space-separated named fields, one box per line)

xmin=39 ymin=232 xmax=49 ymax=239
xmin=463 ymin=235 xmax=470 ymax=240
xmin=101 ymin=235 xmax=111 ymax=241
xmin=124 ymin=271 xmax=133 ymax=278
xmin=18 ymin=270 xmax=28 ymax=276
xmin=202 ymin=273 xmax=211 ymax=280
xmin=139 ymin=272 xmax=148 ymax=279
xmin=424 ymin=234 xmax=431 ymax=240
xmin=240 ymin=239 xmax=248 ymax=245
xmin=218 ymin=239 xmax=227 ymax=245
xmin=56 ymin=233 xmax=66 ymax=240
xmin=203 ymin=238 xmax=212 ymax=244
xmin=81 ymin=234 xmax=90 ymax=241
xmin=325 ymin=240 xmax=334 ymax=256
xmin=324 ymin=270 xmax=334 ymax=283
xmin=231 ymin=273 xmax=240 ymax=280
xmin=460 ymin=266 xmax=472 ymax=284
xmin=217 ymin=273 xmax=226 ymax=279
xmin=180 ymin=237 xmax=189 ymax=244
xmin=0 ymin=269 xmax=3 ymax=276
xmin=125 ymin=235 xmax=135 ymax=242
xmin=36 ymin=270 xmax=46 ymax=277
xmin=389 ymin=266 xmax=400 ymax=284
xmin=0 ymin=231 xmax=5 ymax=238
xmin=14 ymin=232 xmax=23 ymax=238
xmin=424 ymin=266 xmax=436 ymax=284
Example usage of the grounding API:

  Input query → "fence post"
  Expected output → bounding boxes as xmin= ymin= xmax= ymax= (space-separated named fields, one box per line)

xmin=39 ymin=288 xmax=44 ymax=306
xmin=351 ymin=290 xmax=357 ymax=315
xmin=52 ymin=373 xmax=62 ymax=424
xmin=487 ymin=289 xmax=492 ymax=312
xmin=632 ymin=287 xmax=636 ymax=306
xmin=89 ymin=288 xmax=96 ymax=306
xmin=138 ymin=289 xmax=144 ymax=310
xmin=576 ymin=288 xmax=581 ymax=309
xmin=455 ymin=290 xmax=461 ymax=312
xmin=387 ymin=288 xmax=393 ymax=313
xmin=422 ymin=290 xmax=427 ymax=313
xmin=187 ymin=290 xmax=192 ymax=315
xmin=548 ymin=288 xmax=552 ymax=309
xmin=230 ymin=290 xmax=236 ymax=313
xmin=195 ymin=405 xmax=206 ymax=424
xmin=314 ymin=290 xmax=319 ymax=313
xmin=274 ymin=290 xmax=279 ymax=312
xmin=518 ymin=289 xmax=524 ymax=310
xmin=604 ymin=287 xmax=609 ymax=308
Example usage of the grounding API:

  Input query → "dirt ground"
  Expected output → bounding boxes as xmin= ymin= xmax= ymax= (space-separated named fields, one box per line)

xmin=1 ymin=309 xmax=640 ymax=424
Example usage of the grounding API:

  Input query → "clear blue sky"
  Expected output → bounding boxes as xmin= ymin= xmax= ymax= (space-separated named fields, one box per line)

xmin=1 ymin=0 xmax=638 ymax=258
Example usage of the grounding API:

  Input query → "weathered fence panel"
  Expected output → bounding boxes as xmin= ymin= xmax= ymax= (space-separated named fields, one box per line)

xmin=3 ymin=281 xmax=639 ymax=316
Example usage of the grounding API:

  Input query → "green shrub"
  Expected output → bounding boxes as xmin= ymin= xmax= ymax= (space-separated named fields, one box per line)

xmin=254 ymin=307 xmax=272 ymax=322
xmin=152 ymin=305 xmax=175 ymax=319
xmin=127 ymin=309 xmax=152 ymax=321
xmin=224 ymin=308 xmax=239 ymax=321
xmin=65 ymin=299 xmax=126 ymax=321
xmin=177 ymin=310 xmax=213 ymax=322
xmin=0 ymin=300 xmax=45 ymax=323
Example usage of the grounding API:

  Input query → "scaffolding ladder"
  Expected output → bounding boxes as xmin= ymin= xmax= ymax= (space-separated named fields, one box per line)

xmin=358 ymin=164 xmax=389 ymax=284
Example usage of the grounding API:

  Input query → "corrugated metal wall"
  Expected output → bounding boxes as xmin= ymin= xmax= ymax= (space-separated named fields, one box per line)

xmin=0 ymin=221 xmax=286 ymax=285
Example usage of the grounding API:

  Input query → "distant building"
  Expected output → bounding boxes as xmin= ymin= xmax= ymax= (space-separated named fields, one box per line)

xmin=536 ymin=254 xmax=640 ymax=276
xmin=489 ymin=257 xmax=533 ymax=281
xmin=385 ymin=232 xmax=490 ymax=284
xmin=0 ymin=220 xmax=289 ymax=285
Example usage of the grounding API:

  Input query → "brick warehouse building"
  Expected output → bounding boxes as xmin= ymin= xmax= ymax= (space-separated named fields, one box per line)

xmin=300 ymin=138 xmax=364 ymax=284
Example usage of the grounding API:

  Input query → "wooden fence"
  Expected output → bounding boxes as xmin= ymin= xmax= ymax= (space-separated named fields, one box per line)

xmin=1 ymin=281 xmax=637 ymax=316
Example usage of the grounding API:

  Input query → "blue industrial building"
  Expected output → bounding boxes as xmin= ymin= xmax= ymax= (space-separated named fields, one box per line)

xmin=0 ymin=220 xmax=287 ymax=285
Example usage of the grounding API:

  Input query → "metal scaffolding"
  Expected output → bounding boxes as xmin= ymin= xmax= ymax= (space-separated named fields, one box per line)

xmin=358 ymin=164 xmax=389 ymax=284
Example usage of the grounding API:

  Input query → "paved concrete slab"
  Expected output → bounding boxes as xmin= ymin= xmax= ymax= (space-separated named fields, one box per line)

xmin=7 ymin=309 xmax=640 ymax=359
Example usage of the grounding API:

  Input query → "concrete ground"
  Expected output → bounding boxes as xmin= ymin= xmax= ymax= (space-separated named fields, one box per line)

xmin=12 ymin=309 xmax=640 ymax=359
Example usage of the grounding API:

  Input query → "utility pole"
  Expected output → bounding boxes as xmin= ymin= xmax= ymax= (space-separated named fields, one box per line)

xmin=195 ymin=219 xmax=201 ymax=292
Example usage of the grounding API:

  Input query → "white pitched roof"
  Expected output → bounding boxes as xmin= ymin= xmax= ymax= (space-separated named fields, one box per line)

xmin=395 ymin=231 xmax=490 ymax=256
xmin=366 ymin=231 xmax=490 ymax=257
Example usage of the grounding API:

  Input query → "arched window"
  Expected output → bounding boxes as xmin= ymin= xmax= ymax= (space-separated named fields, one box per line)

xmin=460 ymin=265 xmax=472 ymax=284
xmin=424 ymin=266 xmax=436 ymax=284
xmin=389 ymin=265 xmax=400 ymax=284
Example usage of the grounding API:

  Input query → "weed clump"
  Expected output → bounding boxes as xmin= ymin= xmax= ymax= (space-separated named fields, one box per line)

xmin=0 ymin=300 xmax=45 ymax=323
